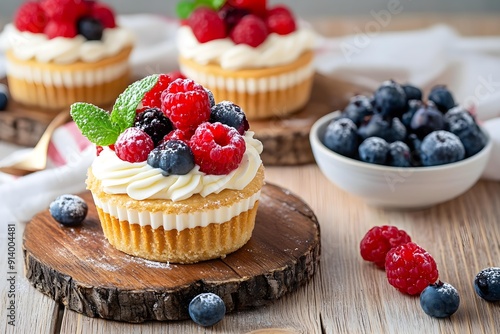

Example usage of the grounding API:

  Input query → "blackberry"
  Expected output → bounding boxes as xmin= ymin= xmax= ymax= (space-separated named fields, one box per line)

xmin=147 ymin=140 xmax=195 ymax=176
xmin=429 ymin=85 xmax=455 ymax=113
xmin=388 ymin=141 xmax=411 ymax=167
xmin=218 ymin=5 xmax=250 ymax=31
xmin=189 ymin=293 xmax=226 ymax=327
xmin=210 ymin=101 xmax=249 ymax=135
xmin=205 ymin=88 xmax=216 ymax=107
xmin=323 ymin=118 xmax=359 ymax=158
xmin=0 ymin=84 xmax=8 ymax=111
xmin=372 ymin=80 xmax=407 ymax=118
xmin=135 ymin=108 xmax=173 ymax=145
xmin=420 ymin=130 xmax=465 ymax=166
xmin=77 ymin=16 xmax=104 ymax=41
xmin=474 ymin=267 xmax=500 ymax=302
xmin=49 ymin=194 xmax=88 ymax=226
xmin=402 ymin=84 xmax=422 ymax=102
xmin=420 ymin=281 xmax=460 ymax=318
xmin=410 ymin=101 xmax=445 ymax=139
xmin=358 ymin=137 xmax=389 ymax=165
xmin=342 ymin=95 xmax=373 ymax=126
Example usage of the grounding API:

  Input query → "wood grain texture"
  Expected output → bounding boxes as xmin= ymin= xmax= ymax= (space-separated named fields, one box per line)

xmin=23 ymin=184 xmax=320 ymax=323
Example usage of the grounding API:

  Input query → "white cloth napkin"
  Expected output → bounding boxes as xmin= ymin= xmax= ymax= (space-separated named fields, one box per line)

xmin=1 ymin=15 xmax=499 ymax=223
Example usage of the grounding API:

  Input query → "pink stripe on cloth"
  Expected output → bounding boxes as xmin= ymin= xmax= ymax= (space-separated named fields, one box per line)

xmin=65 ymin=121 xmax=92 ymax=152
xmin=47 ymin=141 xmax=66 ymax=167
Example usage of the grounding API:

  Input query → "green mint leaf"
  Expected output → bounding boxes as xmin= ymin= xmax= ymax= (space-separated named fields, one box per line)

xmin=110 ymin=74 xmax=159 ymax=132
xmin=70 ymin=103 xmax=120 ymax=146
xmin=176 ymin=1 xmax=196 ymax=19
xmin=210 ymin=0 xmax=225 ymax=9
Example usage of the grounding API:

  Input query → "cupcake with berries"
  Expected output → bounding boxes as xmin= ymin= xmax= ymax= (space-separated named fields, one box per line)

xmin=71 ymin=74 xmax=265 ymax=263
xmin=2 ymin=0 xmax=134 ymax=110
xmin=176 ymin=0 xmax=316 ymax=120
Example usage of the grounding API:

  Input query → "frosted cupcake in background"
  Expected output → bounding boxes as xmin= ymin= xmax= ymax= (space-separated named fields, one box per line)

xmin=176 ymin=0 xmax=316 ymax=120
xmin=2 ymin=0 xmax=134 ymax=110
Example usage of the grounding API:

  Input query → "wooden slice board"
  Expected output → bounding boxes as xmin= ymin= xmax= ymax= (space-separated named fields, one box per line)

xmin=1 ymin=74 xmax=355 ymax=165
xmin=22 ymin=183 xmax=321 ymax=323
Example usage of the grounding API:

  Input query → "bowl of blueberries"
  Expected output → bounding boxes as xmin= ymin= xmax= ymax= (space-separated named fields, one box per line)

xmin=310 ymin=80 xmax=492 ymax=208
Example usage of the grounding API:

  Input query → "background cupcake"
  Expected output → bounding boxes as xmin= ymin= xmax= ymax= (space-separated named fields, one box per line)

xmin=3 ymin=0 xmax=134 ymax=110
xmin=177 ymin=0 xmax=316 ymax=120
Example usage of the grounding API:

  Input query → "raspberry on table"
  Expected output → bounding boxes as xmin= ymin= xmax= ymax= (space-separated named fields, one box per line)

xmin=385 ymin=242 xmax=439 ymax=295
xmin=161 ymin=79 xmax=211 ymax=132
xmin=265 ymin=5 xmax=296 ymax=35
xmin=142 ymin=74 xmax=173 ymax=109
xmin=14 ymin=1 xmax=47 ymax=33
xmin=230 ymin=14 xmax=269 ymax=48
xmin=134 ymin=108 xmax=173 ymax=145
xmin=147 ymin=140 xmax=195 ymax=176
xmin=188 ymin=7 xmax=227 ymax=43
xmin=360 ymin=225 xmax=412 ymax=269
xmin=210 ymin=101 xmax=249 ymax=135
xmin=190 ymin=122 xmax=246 ymax=175
xmin=114 ymin=127 xmax=154 ymax=163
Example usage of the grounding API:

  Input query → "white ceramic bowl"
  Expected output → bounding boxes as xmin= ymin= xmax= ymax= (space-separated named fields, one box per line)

xmin=310 ymin=112 xmax=493 ymax=208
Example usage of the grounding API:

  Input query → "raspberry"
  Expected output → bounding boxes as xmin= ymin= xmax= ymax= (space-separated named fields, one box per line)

xmin=147 ymin=140 xmax=195 ymax=176
xmin=114 ymin=127 xmax=154 ymax=163
xmin=162 ymin=129 xmax=193 ymax=144
xmin=266 ymin=5 xmax=293 ymax=17
xmin=41 ymin=0 xmax=87 ymax=22
xmin=385 ymin=242 xmax=439 ymax=295
xmin=14 ymin=1 xmax=47 ymax=33
xmin=230 ymin=15 xmax=268 ymax=48
xmin=96 ymin=145 xmax=103 ymax=156
xmin=142 ymin=74 xmax=173 ymax=109
xmin=190 ymin=122 xmax=246 ymax=175
xmin=265 ymin=6 xmax=296 ymax=35
xmin=167 ymin=70 xmax=186 ymax=81
xmin=228 ymin=0 xmax=267 ymax=17
xmin=134 ymin=108 xmax=173 ymax=145
xmin=89 ymin=3 xmax=116 ymax=28
xmin=44 ymin=21 xmax=78 ymax=39
xmin=161 ymin=79 xmax=211 ymax=132
xmin=188 ymin=7 xmax=227 ymax=43
xmin=360 ymin=225 xmax=411 ymax=268
xmin=210 ymin=101 xmax=249 ymax=135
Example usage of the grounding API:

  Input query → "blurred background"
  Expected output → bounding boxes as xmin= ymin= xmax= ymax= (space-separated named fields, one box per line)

xmin=2 ymin=0 xmax=500 ymax=21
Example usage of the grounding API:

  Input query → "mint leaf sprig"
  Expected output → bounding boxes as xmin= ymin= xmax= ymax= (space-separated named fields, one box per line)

xmin=176 ymin=0 xmax=225 ymax=19
xmin=70 ymin=74 xmax=159 ymax=146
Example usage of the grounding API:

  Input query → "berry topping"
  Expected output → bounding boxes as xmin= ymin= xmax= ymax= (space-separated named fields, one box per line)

xmin=342 ymin=95 xmax=373 ymax=126
xmin=402 ymin=84 xmax=422 ymax=102
xmin=167 ymin=70 xmax=187 ymax=81
xmin=14 ymin=1 xmax=47 ymax=33
xmin=385 ymin=242 xmax=439 ymax=295
xmin=41 ymin=0 xmax=87 ymax=22
xmin=474 ymin=267 xmax=500 ymax=302
xmin=77 ymin=16 xmax=104 ymax=41
xmin=162 ymin=129 xmax=193 ymax=143
xmin=323 ymin=118 xmax=359 ymax=158
xmin=190 ymin=122 xmax=245 ymax=175
xmin=142 ymin=74 xmax=173 ymax=109
xmin=114 ymin=127 xmax=154 ymax=163
xmin=358 ymin=137 xmax=389 ymax=165
xmin=428 ymin=85 xmax=455 ymax=113
xmin=359 ymin=225 xmax=412 ymax=269
xmin=372 ymin=80 xmax=407 ymax=118
xmin=161 ymin=79 xmax=211 ymax=132
xmin=210 ymin=101 xmax=249 ymax=135
xmin=89 ymin=2 xmax=116 ymax=28
xmin=188 ymin=7 xmax=227 ymax=43
xmin=265 ymin=5 xmax=296 ymax=35
xmin=44 ymin=20 xmax=78 ymax=39
xmin=218 ymin=5 xmax=249 ymax=31
xmin=388 ymin=141 xmax=412 ymax=167
xmin=420 ymin=130 xmax=465 ymax=166
xmin=230 ymin=14 xmax=268 ymax=48
xmin=228 ymin=0 xmax=267 ymax=17
xmin=147 ymin=140 xmax=195 ymax=176
xmin=420 ymin=281 xmax=460 ymax=318
xmin=134 ymin=108 xmax=173 ymax=145
xmin=49 ymin=194 xmax=88 ymax=226
xmin=410 ymin=101 xmax=445 ymax=139
xmin=0 ymin=84 xmax=9 ymax=111
xmin=206 ymin=88 xmax=216 ymax=107
xmin=188 ymin=293 xmax=226 ymax=327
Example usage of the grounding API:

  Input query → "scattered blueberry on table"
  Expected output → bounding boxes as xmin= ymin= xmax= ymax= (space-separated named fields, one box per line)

xmin=188 ymin=292 xmax=226 ymax=327
xmin=0 ymin=84 xmax=9 ymax=111
xmin=420 ymin=281 xmax=460 ymax=318
xmin=49 ymin=194 xmax=88 ymax=226
xmin=322 ymin=80 xmax=487 ymax=167
xmin=474 ymin=267 xmax=500 ymax=302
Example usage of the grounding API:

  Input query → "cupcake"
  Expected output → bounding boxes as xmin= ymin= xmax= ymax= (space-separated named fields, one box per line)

xmin=71 ymin=74 xmax=265 ymax=263
xmin=2 ymin=0 xmax=134 ymax=110
xmin=176 ymin=1 xmax=316 ymax=120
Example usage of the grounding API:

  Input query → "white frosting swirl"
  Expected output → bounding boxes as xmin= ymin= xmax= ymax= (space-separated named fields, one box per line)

xmin=177 ymin=25 xmax=315 ymax=70
xmin=2 ymin=23 xmax=134 ymax=64
xmin=91 ymin=131 xmax=263 ymax=202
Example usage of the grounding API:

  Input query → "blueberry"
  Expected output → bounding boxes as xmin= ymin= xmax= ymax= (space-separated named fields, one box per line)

xmin=457 ymin=126 xmax=487 ymax=157
xmin=358 ymin=137 xmax=389 ymax=165
xmin=77 ymin=16 xmax=104 ymax=41
xmin=210 ymin=101 xmax=249 ymax=135
xmin=405 ymin=133 xmax=422 ymax=166
xmin=402 ymin=100 xmax=423 ymax=128
xmin=205 ymin=88 xmax=216 ymax=107
xmin=474 ymin=267 xmax=500 ymax=302
xmin=342 ymin=95 xmax=373 ymax=126
xmin=388 ymin=141 xmax=411 ymax=167
xmin=372 ymin=80 xmax=407 ymax=118
xmin=135 ymin=108 xmax=173 ymax=145
xmin=410 ymin=101 xmax=445 ymax=139
xmin=49 ymin=194 xmax=88 ymax=226
xmin=147 ymin=140 xmax=195 ymax=176
xmin=323 ymin=118 xmax=359 ymax=158
xmin=188 ymin=293 xmax=226 ymax=327
xmin=444 ymin=106 xmax=475 ymax=135
xmin=429 ymin=85 xmax=455 ymax=113
xmin=420 ymin=130 xmax=465 ymax=166
xmin=0 ymin=84 xmax=8 ymax=111
xmin=402 ymin=84 xmax=422 ymax=102
xmin=444 ymin=107 xmax=487 ymax=157
xmin=358 ymin=114 xmax=406 ymax=143
xmin=420 ymin=281 xmax=460 ymax=318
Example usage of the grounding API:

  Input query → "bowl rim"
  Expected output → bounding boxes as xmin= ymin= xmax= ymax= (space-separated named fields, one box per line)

xmin=310 ymin=111 xmax=493 ymax=173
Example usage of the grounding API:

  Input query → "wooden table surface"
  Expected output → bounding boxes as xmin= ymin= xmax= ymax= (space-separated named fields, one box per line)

xmin=2 ymin=14 xmax=500 ymax=334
